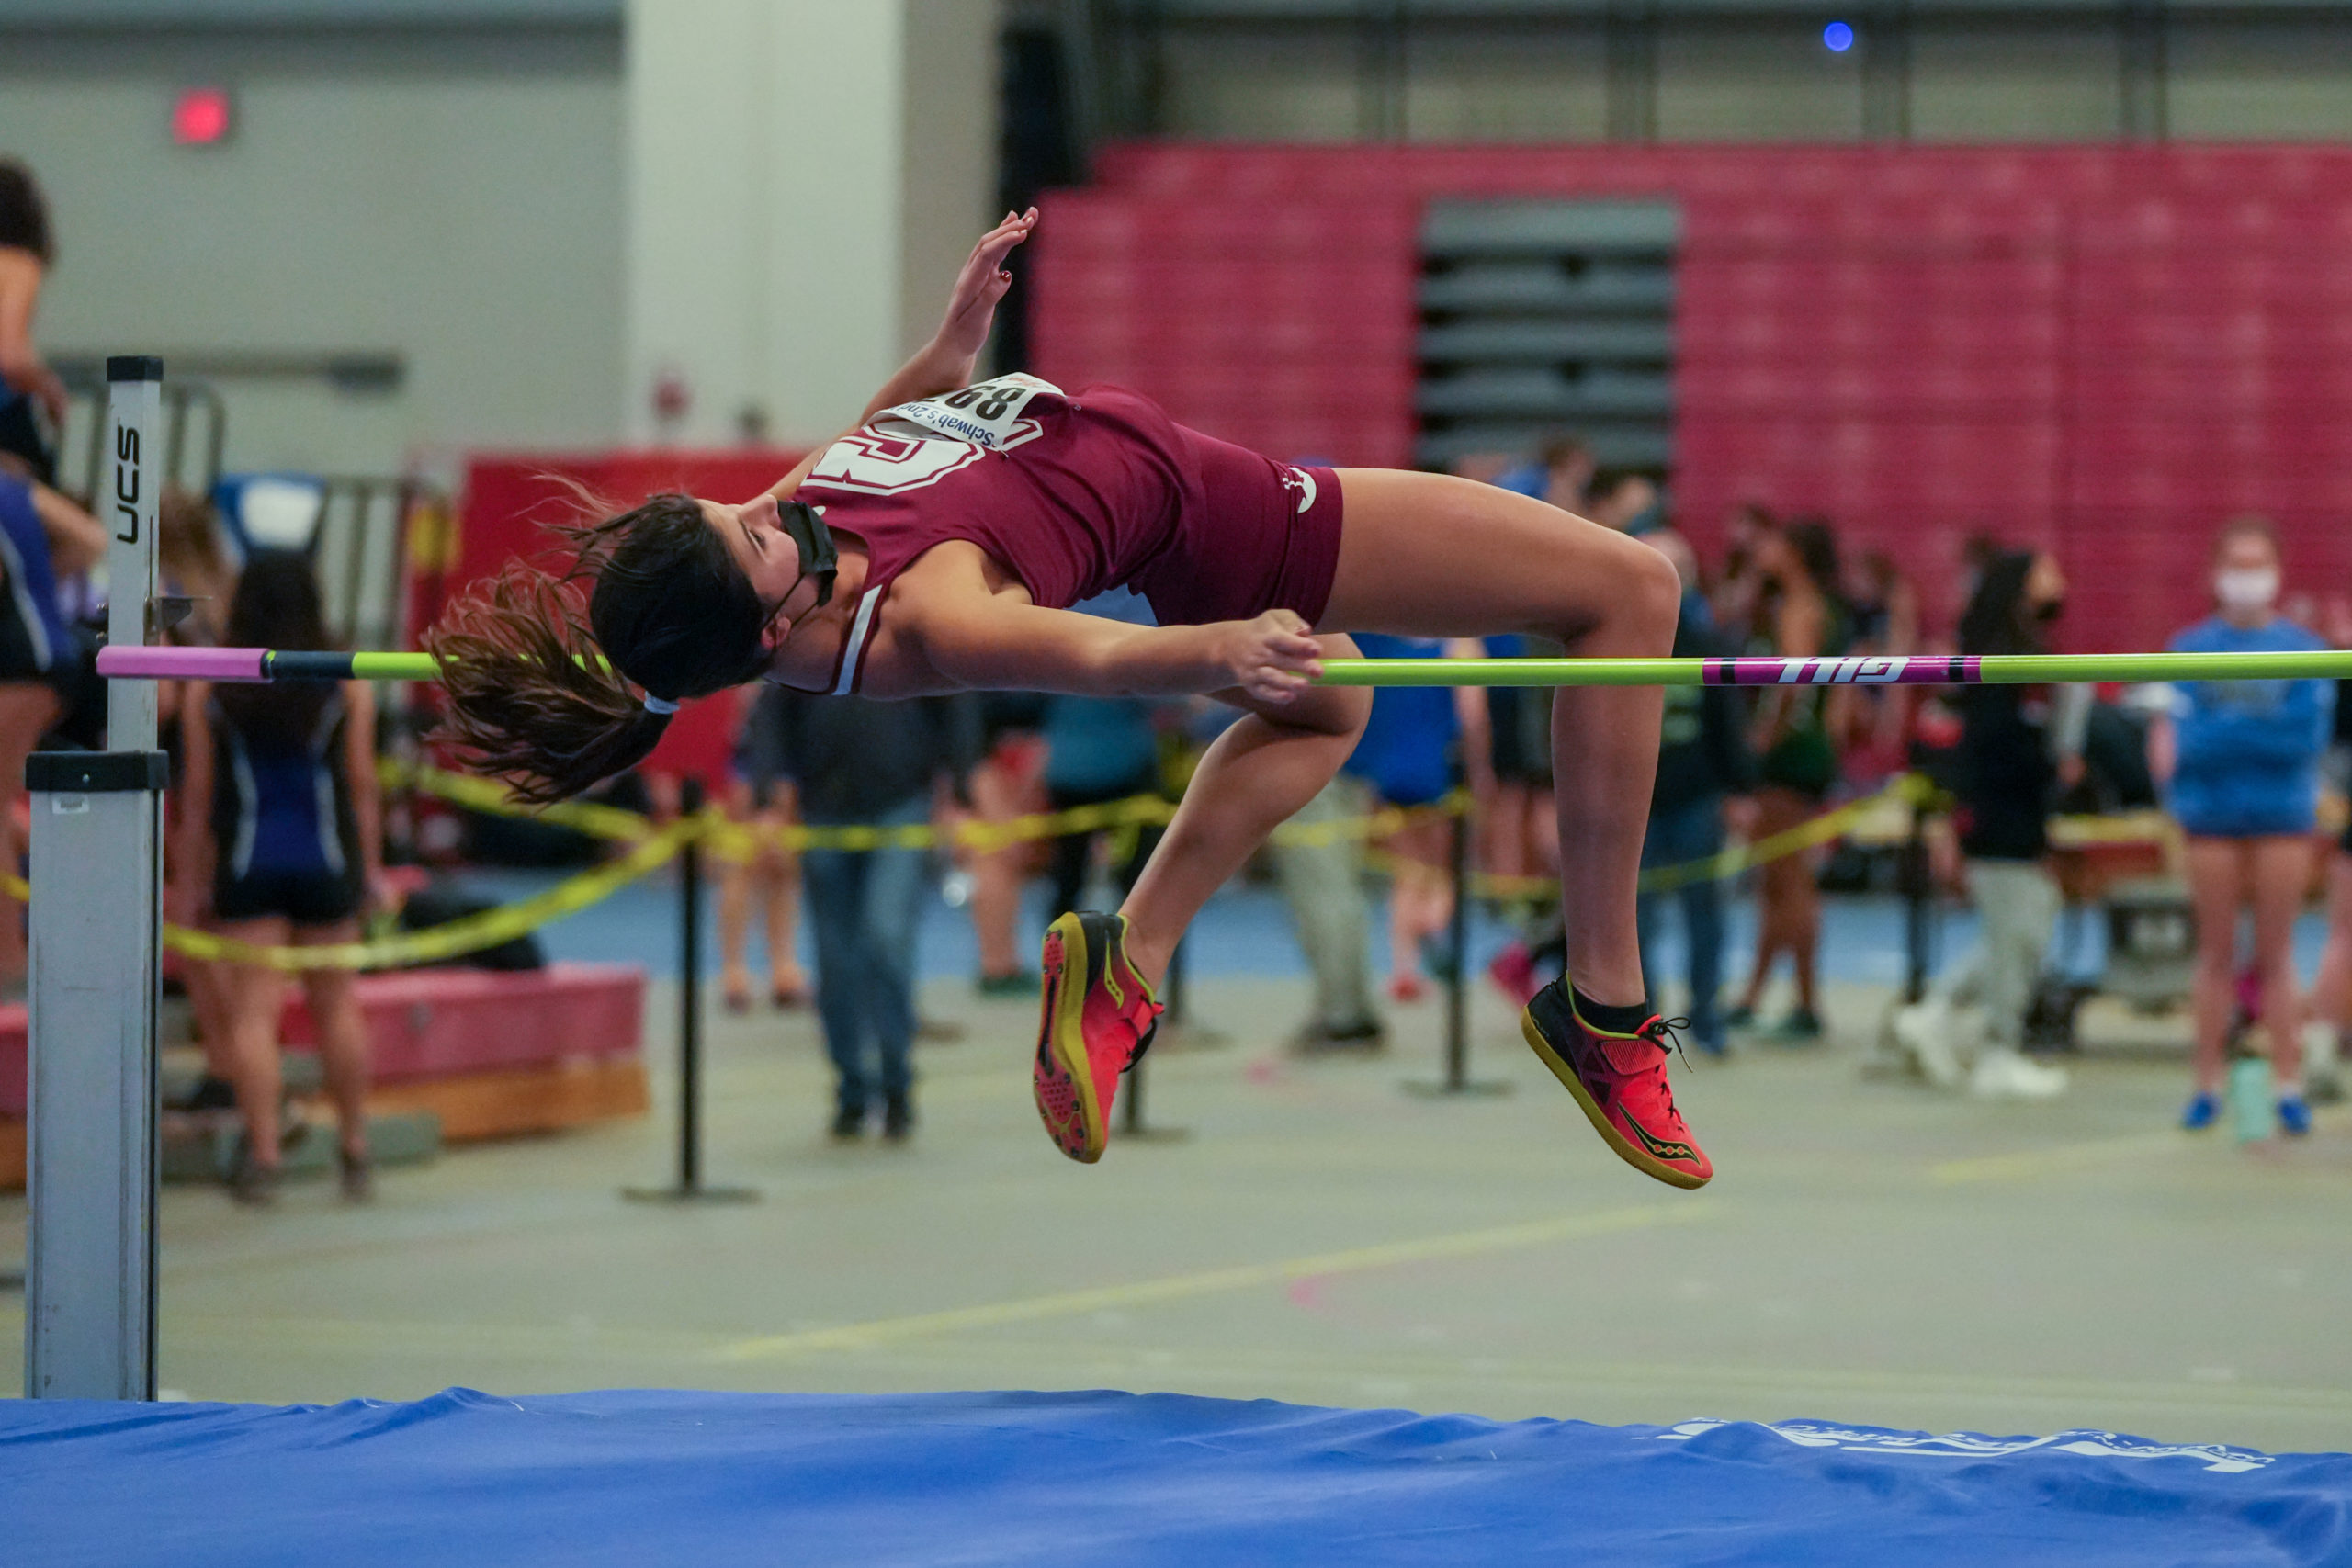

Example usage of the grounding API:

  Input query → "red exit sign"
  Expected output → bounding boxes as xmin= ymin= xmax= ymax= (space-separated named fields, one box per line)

xmin=171 ymin=87 xmax=234 ymax=147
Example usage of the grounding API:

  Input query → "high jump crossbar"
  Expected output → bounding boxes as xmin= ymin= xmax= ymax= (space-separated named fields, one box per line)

xmin=93 ymin=647 xmax=2352 ymax=687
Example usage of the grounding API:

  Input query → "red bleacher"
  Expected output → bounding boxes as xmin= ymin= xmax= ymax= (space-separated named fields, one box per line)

xmin=1033 ymin=143 xmax=2352 ymax=654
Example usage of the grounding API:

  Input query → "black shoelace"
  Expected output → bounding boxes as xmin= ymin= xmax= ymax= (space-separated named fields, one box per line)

xmin=1640 ymin=1014 xmax=1695 ymax=1071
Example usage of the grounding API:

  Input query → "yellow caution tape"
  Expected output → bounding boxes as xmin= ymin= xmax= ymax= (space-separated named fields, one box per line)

xmin=0 ymin=820 xmax=693 ymax=973
xmin=379 ymin=758 xmax=1437 ymax=859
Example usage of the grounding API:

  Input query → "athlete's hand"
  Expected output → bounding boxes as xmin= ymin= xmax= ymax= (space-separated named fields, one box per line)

xmin=1222 ymin=611 xmax=1325 ymax=704
xmin=933 ymin=209 xmax=1037 ymax=368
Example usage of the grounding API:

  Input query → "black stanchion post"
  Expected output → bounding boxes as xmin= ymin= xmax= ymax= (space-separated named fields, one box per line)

xmin=626 ymin=777 xmax=757 ymax=1204
xmin=1444 ymin=803 xmax=1470 ymax=1089
xmin=1405 ymin=800 xmax=1510 ymax=1099
xmin=1121 ymin=937 xmax=1189 ymax=1143
xmin=1902 ymin=784 xmax=1932 ymax=1006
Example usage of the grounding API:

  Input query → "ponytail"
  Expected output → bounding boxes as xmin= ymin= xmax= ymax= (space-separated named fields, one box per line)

xmin=426 ymin=564 xmax=673 ymax=804
xmin=425 ymin=490 xmax=772 ymax=802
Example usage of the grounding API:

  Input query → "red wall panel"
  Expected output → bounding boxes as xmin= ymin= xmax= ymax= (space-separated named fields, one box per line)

xmin=1035 ymin=143 xmax=2352 ymax=656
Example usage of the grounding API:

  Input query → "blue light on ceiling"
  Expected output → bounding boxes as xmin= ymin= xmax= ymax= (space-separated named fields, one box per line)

xmin=1824 ymin=20 xmax=1857 ymax=51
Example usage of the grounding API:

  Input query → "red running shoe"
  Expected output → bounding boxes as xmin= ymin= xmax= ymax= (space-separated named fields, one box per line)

xmin=1521 ymin=979 xmax=1712 ymax=1190
xmin=1034 ymin=911 xmax=1163 ymax=1164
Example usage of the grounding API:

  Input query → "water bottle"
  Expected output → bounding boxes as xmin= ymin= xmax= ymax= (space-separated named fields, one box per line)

xmin=2228 ymin=1053 xmax=2274 ymax=1145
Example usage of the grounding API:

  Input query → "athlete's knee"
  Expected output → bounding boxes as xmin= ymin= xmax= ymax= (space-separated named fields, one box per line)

xmin=1616 ymin=538 xmax=1683 ymax=637
xmin=1274 ymin=682 xmax=1370 ymax=741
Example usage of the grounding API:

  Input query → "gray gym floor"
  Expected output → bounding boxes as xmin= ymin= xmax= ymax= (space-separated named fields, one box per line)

xmin=4 ymin=976 xmax=2347 ymax=1455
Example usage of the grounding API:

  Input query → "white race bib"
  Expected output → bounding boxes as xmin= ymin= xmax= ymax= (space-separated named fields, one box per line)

xmin=876 ymin=373 xmax=1062 ymax=451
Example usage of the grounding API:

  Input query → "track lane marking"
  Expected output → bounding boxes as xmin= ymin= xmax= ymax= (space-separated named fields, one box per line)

xmin=714 ymin=1201 xmax=1719 ymax=1363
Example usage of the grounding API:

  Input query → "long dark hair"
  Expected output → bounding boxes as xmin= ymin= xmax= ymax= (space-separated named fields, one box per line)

xmin=215 ymin=549 xmax=337 ymax=750
xmin=425 ymin=491 xmax=770 ymax=803
xmin=1957 ymin=550 xmax=2042 ymax=657
xmin=0 ymin=158 xmax=53 ymax=265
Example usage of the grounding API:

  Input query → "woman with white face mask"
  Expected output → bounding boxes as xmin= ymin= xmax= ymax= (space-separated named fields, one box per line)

xmin=2150 ymin=518 xmax=2335 ymax=1135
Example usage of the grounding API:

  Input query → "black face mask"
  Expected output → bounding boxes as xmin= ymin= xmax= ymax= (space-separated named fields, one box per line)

xmin=2033 ymin=597 xmax=2065 ymax=623
xmin=779 ymin=501 xmax=837 ymax=609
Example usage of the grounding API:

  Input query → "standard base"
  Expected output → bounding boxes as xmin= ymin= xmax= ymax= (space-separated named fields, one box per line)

xmin=619 ymin=1184 xmax=761 ymax=1205
xmin=1401 ymin=1077 xmax=1515 ymax=1098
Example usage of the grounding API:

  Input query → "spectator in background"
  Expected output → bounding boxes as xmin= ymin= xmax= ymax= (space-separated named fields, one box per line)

xmin=1445 ymin=451 xmax=1519 ymax=487
xmin=1727 ymin=517 xmax=1850 ymax=1042
xmin=1586 ymin=469 xmax=1662 ymax=536
xmin=1347 ymin=634 xmax=1481 ymax=1002
xmin=1633 ymin=529 xmax=1755 ymax=1055
xmin=1891 ymin=550 xmax=2076 ymax=1100
xmin=1040 ymin=692 xmax=1165 ymax=921
xmin=719 ymin=683 xmax=812 ymax=1013
xmin=966 ymin=692 xmax=1048 ymax=996
xmin=157 ymin=489 xmax=237 ymax=1106
xmin=0 ymin=466 xmax=104 ymax=985
xmin=1842 ymin=547 xmax=1923 ymax=783
xmin=766 ymin=688 xmax=978 ymax=1142
xmin=1494 ymin=434 xmax=1595 ymax=514
xmin=1709 ymin=501 xmax=1775 ymax=643
xmin=2153 ymin=518 xmax=2335 ymax=1136
xmin=1846 ymin=548 xmax=1918 ymax=657
xmin=0 ymin=158 xmax=63 ymax=485
xmin=174 ymin=552 xmax=386 ymax=1205
xmin=2306 ymin=593 xmax=2352 ymax=1098
xmin=1272 ymin=770 xmax=1386 ymax=1055
xmin=1040 ymin=589 xmax=1168 ymax=921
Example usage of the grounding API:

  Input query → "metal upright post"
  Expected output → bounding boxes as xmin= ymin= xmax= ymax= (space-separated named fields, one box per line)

xmin=626 ymin=778 xmax=755 ymax=1203
xmin=25 ymin=356 xmax=167 ymax=1400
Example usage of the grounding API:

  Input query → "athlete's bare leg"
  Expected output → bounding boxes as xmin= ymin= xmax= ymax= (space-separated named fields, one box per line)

xmin=1319 ymin=468 xmax=1679 ymax=1006
xmin=1117 ymin=638 xmax=1367 ymax=987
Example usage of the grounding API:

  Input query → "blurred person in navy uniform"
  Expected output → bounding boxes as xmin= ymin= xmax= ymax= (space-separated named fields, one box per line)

xmin=2154 ymin=518 xmax=2335 ymax=1135
xmin=0 ymin=465 xmax=104 ymax=986
xmin=766 ymin=688 xmax=978 ymax=1141
xmin=0 ymin=159 xmax=63 ymax=485
xmin=1891 ymin=551 xmax=2077 ymax=1100
xmin=174 ymin=552 xmax=387 ymax=1205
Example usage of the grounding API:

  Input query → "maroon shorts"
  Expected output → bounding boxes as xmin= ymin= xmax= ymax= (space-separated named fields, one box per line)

xmin=1130 ymin=426 xmax=1344 ymax=630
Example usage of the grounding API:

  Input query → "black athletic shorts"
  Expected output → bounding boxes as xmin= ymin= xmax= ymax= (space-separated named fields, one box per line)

xmin=213 ymin=869 xmax=361 ymax=927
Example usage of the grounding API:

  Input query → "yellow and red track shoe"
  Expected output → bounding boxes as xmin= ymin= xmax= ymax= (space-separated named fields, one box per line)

xmin=1521 ymin=979 xmax=1713 ymax=1190
xmin=1033 ymin=911 xmax=1163 ymax=1164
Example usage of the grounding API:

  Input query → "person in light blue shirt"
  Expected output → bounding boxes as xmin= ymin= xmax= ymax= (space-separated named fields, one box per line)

xmin=2155 ymin=518 xmax=2335 ymax=1137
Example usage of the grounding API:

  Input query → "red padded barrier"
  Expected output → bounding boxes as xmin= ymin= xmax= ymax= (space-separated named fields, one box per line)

xmin=277 ymin=962 xmax=643 ymax=1083
xmin=0 ymin=963 xmax=645 ymax=1119
xmin=1035 ymin=142 xmax=2352 ymax=652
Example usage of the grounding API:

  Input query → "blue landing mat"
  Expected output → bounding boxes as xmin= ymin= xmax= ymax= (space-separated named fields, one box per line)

xmin=3 ymin=1389 xmax=2347 ymax=1567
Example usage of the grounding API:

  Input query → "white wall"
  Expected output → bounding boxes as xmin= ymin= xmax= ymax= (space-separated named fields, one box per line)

xmin=623 ymin=0 xmax=1000 ymax=450
xmin=0 ymin=53 xmax=624 ymax=479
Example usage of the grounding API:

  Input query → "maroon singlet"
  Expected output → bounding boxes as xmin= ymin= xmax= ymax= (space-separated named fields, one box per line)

xmin=792 ymin=375 xmax=1343 ymax=694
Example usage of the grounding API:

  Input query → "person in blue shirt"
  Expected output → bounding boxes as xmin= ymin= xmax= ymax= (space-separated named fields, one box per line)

xmin=1345 ymin=633 xmax=1476 ymax=1002
xmin=2154 ymin=518 xmax=2335 ymax=1136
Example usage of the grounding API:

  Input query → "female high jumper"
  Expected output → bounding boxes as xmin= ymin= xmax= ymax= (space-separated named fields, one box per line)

xmin=430 ymin=210 xmax=1707 ymax=1189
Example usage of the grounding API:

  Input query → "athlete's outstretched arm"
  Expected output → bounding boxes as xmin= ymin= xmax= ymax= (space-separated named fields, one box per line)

xmin=756 ymin=210 xmax=1040 ymax=507
xmin=858 ymin=209 xmax=1036 ymax=423
xmin=896 ymin=542 xmax=1322 ymax=701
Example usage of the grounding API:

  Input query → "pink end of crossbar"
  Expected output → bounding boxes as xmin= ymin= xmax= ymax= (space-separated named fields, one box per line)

xmin=96 ymin=645 xmax=269 ymax=682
